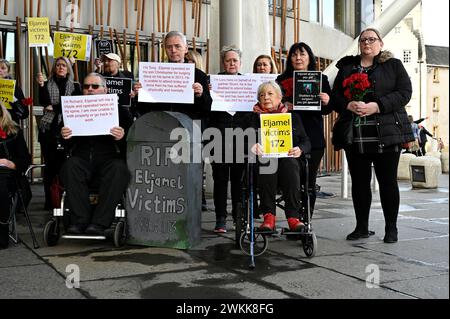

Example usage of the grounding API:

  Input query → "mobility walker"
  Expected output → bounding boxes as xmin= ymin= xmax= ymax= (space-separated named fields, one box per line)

xmin=235 ymin=156 xmax=317 ymax=269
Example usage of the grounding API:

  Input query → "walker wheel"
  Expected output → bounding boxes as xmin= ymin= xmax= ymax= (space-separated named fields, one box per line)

xmin=239 ymin=230 xmax=268 ymax=257
xmin=113 ymin=220 xmax=126 ymax=247
xmin=302 ymin=233 xmax=317 ymax=258
xmin=43 ymin=219 xmax=60 ymax=247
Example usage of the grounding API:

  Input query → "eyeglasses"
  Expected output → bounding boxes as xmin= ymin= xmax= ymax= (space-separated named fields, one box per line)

xmin=359 ymin=37 xmax=380 ymax=44
xmin=83 ymin=84 xmax=103 ymax=89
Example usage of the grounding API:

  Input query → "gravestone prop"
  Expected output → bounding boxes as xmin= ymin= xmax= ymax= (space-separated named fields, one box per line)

xmin=126 ymin=112 xmax=202 ymax=249
xmin=96 ymin=39 xmax=114 ymax=57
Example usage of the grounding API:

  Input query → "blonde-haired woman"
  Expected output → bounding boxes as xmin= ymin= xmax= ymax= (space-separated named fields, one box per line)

xmin=186 ymin=50 xmax=205 ymax=72
xmin=0 ymin=102 xmax=31 ymax=249
xmin=253 ymin=55 xmax=278 ymax=74
xmin=36 ymin=57 xmax=81 ymax=210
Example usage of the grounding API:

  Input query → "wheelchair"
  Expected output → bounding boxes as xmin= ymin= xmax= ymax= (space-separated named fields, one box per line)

xmin=6 ymin=164 xmax=44 ymax=250
xmin=234 ymin=155 xmax=317 ymax=269
xmin=43 ymin=180 xmax=127 ymax=248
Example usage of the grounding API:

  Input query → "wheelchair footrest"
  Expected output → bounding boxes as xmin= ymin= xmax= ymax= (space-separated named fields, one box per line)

xmin=281 ymin=228 xmax=308 ymax=236
xmin=254 ymin=228 xmax=278 ymax=236
xmin=62 ymin=234 xmax=106 ymax=240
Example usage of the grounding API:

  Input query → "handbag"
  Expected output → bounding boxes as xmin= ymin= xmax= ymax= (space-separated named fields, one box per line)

xmin=332 ymin=112 xmax=354 ymax=151
xmin=38 ymin=111 xmax=56 ymax=132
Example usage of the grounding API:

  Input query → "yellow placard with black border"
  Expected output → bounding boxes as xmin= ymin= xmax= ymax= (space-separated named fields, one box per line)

xmin=0 ymin=79 xmax=16 ymax=109
xmin=28 ymin=17 xmax=51 ymax=47
xmin=260 ymin=113 xmax=293 ymax=158
xmin=54 ymin=31 xmax=92 ymax=61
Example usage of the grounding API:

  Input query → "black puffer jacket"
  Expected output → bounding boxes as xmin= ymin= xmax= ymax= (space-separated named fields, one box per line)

xmin=0 ymin=129 xmax=31 ymax=174
xmin=332 ymin=51 xmax=414 ymax=149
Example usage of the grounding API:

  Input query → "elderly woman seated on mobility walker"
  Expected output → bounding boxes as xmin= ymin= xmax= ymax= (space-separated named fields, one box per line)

xmin=243 ymin=81 xmax=311 ymax=233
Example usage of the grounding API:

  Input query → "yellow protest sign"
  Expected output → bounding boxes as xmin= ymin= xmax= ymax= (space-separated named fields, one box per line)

xmin=0 ymin=79 xmax=16 ymax=109
xmin=28 ymin=17 xmax=51 ymax=47
xmin=260 ymin=113 xmax=293 ymax=158
xmin=54 ymin=31 xmax=92 ymax=61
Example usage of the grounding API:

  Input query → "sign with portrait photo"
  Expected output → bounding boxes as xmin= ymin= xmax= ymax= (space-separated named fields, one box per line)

xmin=293 ymin=71 xmax=322 ymax=111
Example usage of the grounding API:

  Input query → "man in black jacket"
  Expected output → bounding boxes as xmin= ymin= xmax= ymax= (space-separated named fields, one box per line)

xmin=60 ymin=73 xmax=130 ymax=235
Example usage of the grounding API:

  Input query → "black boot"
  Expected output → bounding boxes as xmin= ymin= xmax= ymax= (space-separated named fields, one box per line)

xmin=384 ymin=224 xmax=398 ymax=243
xmin=0 ymin=223 xmax=9 ymax=249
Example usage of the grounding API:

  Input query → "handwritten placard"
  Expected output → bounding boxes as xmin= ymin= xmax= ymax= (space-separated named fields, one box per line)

xmin=27 ymin=17 xmax=51 ymax=47
xmin=0 ymin=79 xmax=16 ymax=108
xmin=260 ymin=113 xmax=293 ymax=158
xmin=61 ymin=94 xmax=118 ymax=136
xmin=210 ymin=74 xmax=278 ymax=112
xmin=138 ymin=62 xmax=195 ymax=104
xmin=54 ymin=31 xmax=92 ymax=61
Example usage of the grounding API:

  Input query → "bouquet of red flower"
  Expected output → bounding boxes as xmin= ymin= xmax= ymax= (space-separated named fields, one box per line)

xmin=280 ymin=78 xmax=294 ymax=98
xmin=342 ymin=72 xmax=372 ymax=101
xmin=0 ymin=127 xmax=7 ymax=140
xmin=21 ymin=97 xmax=33 ymax=107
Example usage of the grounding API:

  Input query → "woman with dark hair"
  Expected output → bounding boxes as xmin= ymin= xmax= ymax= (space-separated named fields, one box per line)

xmin=36 ymin=57 xmax=82 ymax=210
xmin=0 ymin=59 xmax=29 ymax=123
xmin=276 ymin=42 xmax=333 ymax=222
xmin=0 ymin=102 xmax=31 ymax=249
xmin=331 ymin=28 xmax=413 ymax=243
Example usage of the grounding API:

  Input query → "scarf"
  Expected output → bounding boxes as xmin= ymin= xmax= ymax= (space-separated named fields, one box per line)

xmin=47 ymin=77 xmax=75 ymax=106
xmin=253 ymin=103 xmax=288 ymax=114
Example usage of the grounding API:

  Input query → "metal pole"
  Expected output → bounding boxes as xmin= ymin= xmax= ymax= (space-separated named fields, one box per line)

xmin=341 ymin=151 xmax=348 ymax=199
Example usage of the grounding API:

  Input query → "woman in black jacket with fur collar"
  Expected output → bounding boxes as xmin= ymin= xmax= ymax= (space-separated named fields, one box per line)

xmin=332 ymin=28 xmax=414 ymax=243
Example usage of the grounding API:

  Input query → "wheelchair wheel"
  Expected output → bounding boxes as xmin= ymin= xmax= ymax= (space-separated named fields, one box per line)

xmin=302 ymin=233 xmax=317 ymax=258
xmin=239 ymin=231 xmax=268 ymax=257
xmin=43 ymin=219 xmax=60 ymax=247
xmin=113 ymin=220 xmax=126 ymax=247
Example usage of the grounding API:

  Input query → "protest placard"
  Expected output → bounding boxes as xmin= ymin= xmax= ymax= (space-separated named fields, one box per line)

xmin=138 ymin=62 xmax=195 ymax=104
xmin=96 ymin=39 xmax=114 ymax=57
xmin=61 ymin=94 xmax=118 ymax=136
xmin=54 ymin=31 xmax=92 ymax=61
xmin=293 ymin=71 xmax=322 ymax=111
xmin=104 ymin=77 xmax=132 ymax=106
xmin=0 ymin=79 xmax=16 ymax=109
xmin=27 ymin=17 xmax=51 ymax=47
xmin=210 ymin=74 xmax=278 ymax=113
xmin=260 ymin=113 xmax=293 ymax=158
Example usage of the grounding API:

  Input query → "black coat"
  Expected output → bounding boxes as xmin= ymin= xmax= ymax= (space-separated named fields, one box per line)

xmin=0 ymin=129 xmax=31 ymax=174
xmin=332 ymin=52 xmax=414 ymax=149
xmin=277 ymin=73 xmax=334 ymax=150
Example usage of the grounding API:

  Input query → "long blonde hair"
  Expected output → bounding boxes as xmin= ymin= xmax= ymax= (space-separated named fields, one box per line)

xmin=0 ymin=102 xmax=18 ymax=136
xmin=186 ymin=50 xmax=204 ymax=72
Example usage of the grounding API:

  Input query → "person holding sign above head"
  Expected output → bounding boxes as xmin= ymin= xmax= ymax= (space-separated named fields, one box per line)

xmin=0 ymin=59 xmax=29 ymax=123
xmin=59 ymin=73 xmax=130 ymax=236
xmin=276 ymin=42 xmax=333 ymax=222
xmin=243 ymin=81 xmax=311 ymax=232
xmin=253 ymin=55 xmax=278 ymax=74
xmin=36 ymin=56 xmax=82 ymax=211
xmin=331 ymin=28 xmax=413 ymax=243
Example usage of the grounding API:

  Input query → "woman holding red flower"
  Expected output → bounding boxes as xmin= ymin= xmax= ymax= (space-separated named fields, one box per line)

xmin=0 ymin=102 xmax=31 ymax=249
xmin=331 ymin=28 xmax=414 ymax=243
xmin=276 ymin=42 xmax=334 ymax=222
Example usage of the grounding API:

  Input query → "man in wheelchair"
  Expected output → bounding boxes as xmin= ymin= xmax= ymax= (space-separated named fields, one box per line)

xmin=243 ymin=81 xmax=311 ymax=233
xmin=60 ymin=73 xmax=130 ymax=236
xmin=1 ymin=102 xmax=31 ymax=249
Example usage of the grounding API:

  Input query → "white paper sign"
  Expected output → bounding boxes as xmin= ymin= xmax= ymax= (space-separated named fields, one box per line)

xmin=138 ymin=62 xmax=195 ymax=104
xmin=210 ymin=74 xmax=279 ymax=112
xmin=62 ymin=94 xmax=119 ymax=136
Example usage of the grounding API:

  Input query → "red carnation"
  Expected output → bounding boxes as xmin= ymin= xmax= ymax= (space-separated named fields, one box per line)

xmin=0 ymin=127 xmax=7 ymax=140
xmin=342 ymin=72 xmax=372 ymax=101
xmin=22 ymin=97 xmax=33 ymax=106
xmin=280 ymin=78 xmax=294 ymax=98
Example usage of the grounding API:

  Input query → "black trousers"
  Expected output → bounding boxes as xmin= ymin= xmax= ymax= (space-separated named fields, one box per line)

xmin=40 ymin=134 xmax=65 ymax=209
xmin=300 ymin=148 xmax=324 ymax=218
xmin=0 ymin=170 xmax=15 ymax=248
xmin=60 ymin=156 xmax=130 ymax=228
xmin=258 ymin=158 xmax=301 ymax=219
xmin=345 ymin=150 xmax=401 ymax=231
xmin=211 ymin=163 xmax=244 ymax=222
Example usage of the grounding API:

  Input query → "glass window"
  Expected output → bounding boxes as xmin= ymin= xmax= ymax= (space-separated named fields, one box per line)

xmin=310 ymin=0 xmax=319 ymax=23
xmin=433 ymin=68 xmax=440 ymax=82
xmin=323 ymin=0 xmax=334 ymax=28
xmin=433 ymin=97 xmax=440 ymax=111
